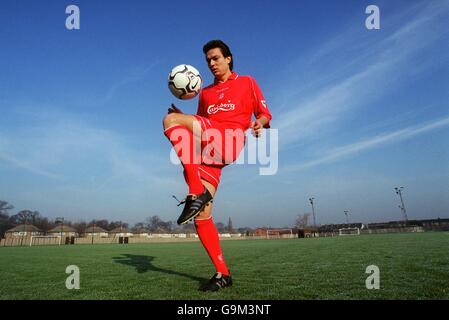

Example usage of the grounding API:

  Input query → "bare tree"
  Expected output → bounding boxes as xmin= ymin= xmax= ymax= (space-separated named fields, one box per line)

xmin=132 ymin=222 xmax=147 ymax=231
xmin=34 ymin=217 xmax=53 ymax=234
xmin=295 ymin=213 xmax=311 ymax=229
xmin=181 ymin=223 xmax=196 ymax=233
xmin=146 ymin=216 xmax=173 ymax=232
xmin=88 ymin=219 xmax=109 ymax=230
xmin=0 ymin=201 xmax=14 ymax=215
xmin=108 ymin=221 xmax=129 ymax=230
xmin=161 ymin=220 xmax=174 ymax=233
xmin=146 ymin=216 xmax=162 ymax=232
xmin=0 ymin=201 xmax=14 ymax=238
xmin=73 ymin=221 xmax=87 ymax=234
xmin=216 ymin=222 xmax=226 ymax=233
xmin=9 ymin=210 xmax=41 ymax=225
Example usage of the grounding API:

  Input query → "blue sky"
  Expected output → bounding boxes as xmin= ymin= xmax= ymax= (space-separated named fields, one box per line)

xmin=0 ymin=0 xmax=448 ymax=228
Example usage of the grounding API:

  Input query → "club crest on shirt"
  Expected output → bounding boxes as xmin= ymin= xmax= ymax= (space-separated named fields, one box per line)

xmin=207 ymin=101 xmax=236 ymax=115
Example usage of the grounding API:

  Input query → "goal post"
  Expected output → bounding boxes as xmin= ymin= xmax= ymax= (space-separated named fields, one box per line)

xmin=30 ymin=235 xmax=62 ymax=246
xmin=338 ymin=227 xmax=360 ymax=236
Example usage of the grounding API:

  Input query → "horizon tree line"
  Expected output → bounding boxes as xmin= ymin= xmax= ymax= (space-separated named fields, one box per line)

xmin=0 ymin=200 xmax=247 ymax=238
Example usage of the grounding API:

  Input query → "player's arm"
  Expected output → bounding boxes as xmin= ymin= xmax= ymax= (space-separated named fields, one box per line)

xmin=249 ymin=77 xmax=272 ymax=137
xmin=251 ymin=116 xmax=270 ymax=138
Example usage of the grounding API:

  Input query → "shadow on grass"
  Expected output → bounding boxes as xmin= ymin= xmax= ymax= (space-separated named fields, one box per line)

xmin=112 ymin=254 xmax=207 ymax=284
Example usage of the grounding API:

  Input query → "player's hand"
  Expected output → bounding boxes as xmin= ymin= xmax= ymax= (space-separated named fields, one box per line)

xmin=168 ymin=103 xmax=183 ymax=114
xmin=251 ymin=119 xmax=263 ymax=138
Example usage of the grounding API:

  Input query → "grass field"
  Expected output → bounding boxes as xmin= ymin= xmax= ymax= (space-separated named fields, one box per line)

xmin=0 ymin=232 xmax=448 ymax=300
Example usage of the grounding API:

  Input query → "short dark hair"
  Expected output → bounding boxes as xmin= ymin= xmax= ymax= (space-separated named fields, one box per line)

xmin=203 ymin=39 xmax=233 ymax=71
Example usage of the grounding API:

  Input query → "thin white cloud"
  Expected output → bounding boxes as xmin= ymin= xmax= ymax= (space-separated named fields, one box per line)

xmin=0 ymin=108 xmax=169 ymax=187
xmin=0 ymin=153 xmax=62 ymax=180
xmin=276 ymin=1 xmax=449 ymax=148
xmin=103 ymin=62 xmax=159 ymax=103
xmin=285 ymin=116 xmax=449 ymax=172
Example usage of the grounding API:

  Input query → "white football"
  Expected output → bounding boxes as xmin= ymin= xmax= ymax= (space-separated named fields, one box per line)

xmin=168 ymin=64 xmax=202 ymax=100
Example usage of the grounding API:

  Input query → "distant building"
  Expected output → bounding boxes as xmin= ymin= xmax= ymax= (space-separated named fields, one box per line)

xmin=48 ymin=225 xmax=78 ymax=237
xmin=109 ymin=227 xmax=133 ymax=237
xmin=417 ymin=218 xmax=449 ymax=231
xmin=298 ymin=227 xmax=319 ymax=238
xmin=367 ymin=219 xmax=449 ymax=231
xmin=4 ymin=224 xmax=42 ymax=238
xmin=84 ymin=226 xmax=108 ymax=237
xmin=133 ymin=228 xmax=150 ymax=237
xmin=318 ymin=223 xmax=365 ymax=234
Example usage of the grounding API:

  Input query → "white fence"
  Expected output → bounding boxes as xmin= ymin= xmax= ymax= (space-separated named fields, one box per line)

xmin=0 ymin=233 xmax=245 ymax=247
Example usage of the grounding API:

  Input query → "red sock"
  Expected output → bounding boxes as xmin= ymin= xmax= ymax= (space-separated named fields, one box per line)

xmin=194 ymin=217 xmax=230 ymax=275
xmin=164 ymin=125 xmax=204 ymax=195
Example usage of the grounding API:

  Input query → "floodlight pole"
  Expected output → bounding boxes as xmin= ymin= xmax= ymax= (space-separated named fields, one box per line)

xmin=344 ymin=211 xmax=349 ymax=224
xmin=92 ymin=220 xmax=95 ymax=245
xmin=309 ymin=197 xmax=316 ymax=227
xmin=56 ymin=217 xmax=64 ymax=245
xmin=120 ymin=221 xmax=123 ymax=244
xmin=21 ymin=216 xmax=27 ymax=247
xmin=394 ymin=187 xmax=408 ymax=224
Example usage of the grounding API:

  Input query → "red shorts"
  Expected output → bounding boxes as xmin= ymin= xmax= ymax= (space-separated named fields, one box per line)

xmin=194 ymin=115 xmax=246 ymax=189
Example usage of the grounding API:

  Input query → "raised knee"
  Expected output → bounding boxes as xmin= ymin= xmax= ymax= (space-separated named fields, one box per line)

xmin=163 ymin=113 xmax=178 ymax=129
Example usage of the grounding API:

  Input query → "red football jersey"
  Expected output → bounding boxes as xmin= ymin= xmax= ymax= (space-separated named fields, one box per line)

xmin=196 ymin=72 xmax=272 ymax=131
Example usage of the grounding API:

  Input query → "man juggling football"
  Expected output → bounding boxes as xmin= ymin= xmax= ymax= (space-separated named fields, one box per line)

xmin=163 ymin=39 xmax=272 ymax=292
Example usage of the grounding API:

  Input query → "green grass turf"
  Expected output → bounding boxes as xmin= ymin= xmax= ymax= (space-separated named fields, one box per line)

xmin=0 ymin=232 xmax=448 ymax=300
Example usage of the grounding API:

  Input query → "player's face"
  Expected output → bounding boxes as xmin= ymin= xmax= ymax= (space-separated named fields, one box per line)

xmin=206 ymin=48 xmax=232 ymax=81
